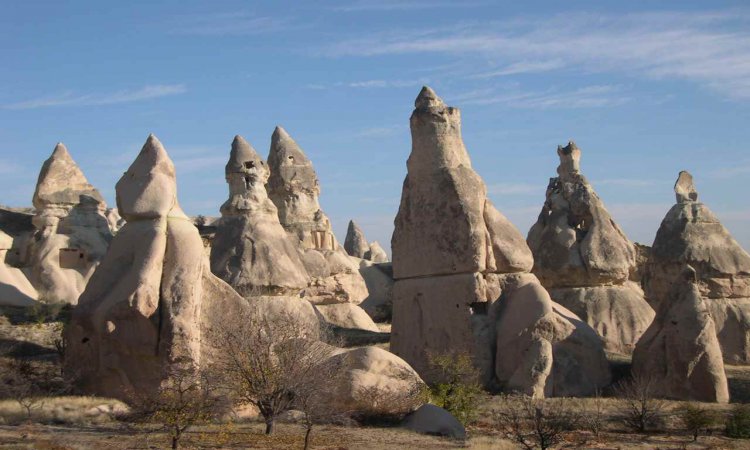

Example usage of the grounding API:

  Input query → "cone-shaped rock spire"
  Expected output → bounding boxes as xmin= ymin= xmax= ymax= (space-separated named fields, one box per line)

xmin=33 ymin=142 xmax=104 ymax=210
xmin=344 ymin=220 xmax=369 ymax=259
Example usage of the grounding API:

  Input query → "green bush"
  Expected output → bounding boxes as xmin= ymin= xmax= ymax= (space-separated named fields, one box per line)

xmin=726 ymin=404 xmax=750 ymax=439
xmin=425 ymin=352 xmax=483 ymax=425
xmin=680 ymin=403 xmax=716 ymax=441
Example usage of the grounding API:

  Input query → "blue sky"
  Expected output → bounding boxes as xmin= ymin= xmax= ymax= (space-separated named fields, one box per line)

xmin=2 ymin=1 xmax=749 ymax=254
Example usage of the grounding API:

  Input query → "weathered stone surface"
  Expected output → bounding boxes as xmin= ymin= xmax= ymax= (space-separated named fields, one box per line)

xmin=359 ymin=260 xmax=394 ymax=322
xmin=633 ymin=267 xmax=729 ymax=403
xmin=344 ymin=220 xmax=369 ymax=259
xmin=65 ymin=135 xmax=251 ymax=400
xmin=365 ymin=241 xmax=389 ymax=263
xmin=402 ymin=404 xmax=466 ymax=439
xmin=266 ymin=127 xmax=368 ymax=304
xmin=494 ymin=274 xmax=611 ymax=397
xmin=643 ymin=171 xmax=750 ymax=363
xmin=548 ymin=283 xmax=654 ymax=354
xmin=26 ymin=143 xmax=112 ymax=304
xmin=391 ymin=87 xmax=608 ymax=395
xmin=323 ymin=346 xmax=423 ymax=416
xmin=314 ymin=302 xmax=380 ymax=332
xmin=527 ymin=143 xmax=653 ymax=354
xmin=210 ymin=136 xmax=309 ymax=296
xmin=0 ymin=231 xmax=38 ymax=306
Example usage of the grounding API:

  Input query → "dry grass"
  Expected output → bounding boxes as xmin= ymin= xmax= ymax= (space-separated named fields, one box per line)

xmin=0 ymin=396 xmax=127 ymax=426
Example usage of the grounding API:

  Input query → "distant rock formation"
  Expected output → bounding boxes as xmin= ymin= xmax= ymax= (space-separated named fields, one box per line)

xmin=527 ymin=142 xmax=654 ymax=354
xmin=210 ymin=135 xmax=310 ymax=296
xmin=26 ymin=143 xmax=112 ymax=304
xmin=344 ymin=220 xmax=369 ymax=259
xmin=390 ymin=87 xmax=610 ymax=396
xmin=365 ymin=241 xmax=388 ymax=263
xmin=633 ymin=266 xmax=729 ymax=402
xmin=65 ymin=135 xmax=251 ymax=400
xmin=0 ymin=230 xmax=37 ymax=306
xmin=267 ymin=127 xmax=368 ymax=305
xmin=643 ymin=171 xmax=750 ymax=364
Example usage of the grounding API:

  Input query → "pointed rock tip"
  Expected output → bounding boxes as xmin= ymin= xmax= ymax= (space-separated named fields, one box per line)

xmin=272 ymin=125 xmax=291 ymax=141
xmin=558 ymin=140 xmax=579 ymax=155
xmin=674 ymin=170 xmax=698 ymax=203
xmin=415 ymin=85 xmax=445 ymax=109
xmin=52 ymin=142 xmax=69 ymax=156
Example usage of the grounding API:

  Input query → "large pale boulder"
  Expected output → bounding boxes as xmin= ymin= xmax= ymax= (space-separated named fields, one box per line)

xmin=358 ymin=260 xmax=394 ymax=322
xmin=390 ymin=87 xmax=609 ymax=395
xmin=0 ymin=231 xmax=38 ymax=306
xmin=65 ymin=135 xmax=251 ymax=400
xmin=365 ymin=241 xmax=389 ymax=263
xmin=314 ymin=302 xmax=379 ymax=332
xmin=210 ymin=136 xmax=310 ymax=296
xmin=267 ymin=127 xmax=368 ymax=304
xmin=402 ymin=404 xmax=466 ymax=439
xmin=527 ymin=143 xmax=654 ymax=353
xmin=633 ymin=267 xmax=729 ymax=403
xmin=643 ymin=171 xmax=750 ymax=364
xmin=26 ymin=143 xmax=112 ymax=304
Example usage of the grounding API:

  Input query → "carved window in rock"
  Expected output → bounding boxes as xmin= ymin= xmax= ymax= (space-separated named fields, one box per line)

xmin=311 ymin=231 xmax=335 ymax=250
xmin=4 ymin=247 xmax=26 ymax=268
xmin=59 ymin=248 xmax=87 ymax=269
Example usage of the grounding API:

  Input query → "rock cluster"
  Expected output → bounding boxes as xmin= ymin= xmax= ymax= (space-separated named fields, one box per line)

xmin=210 ymin=135 xmax=310 ymax=296
xmin=0 ymin=230 xmax=38 ymax=306
xmin=633 ymin=266 xmax=729 ymax=402
xmin=390 ymin=87 xmax=610 ymax=396
xmin=643 ymin=171 xmax=750 ymax=364
xmin=25 ymin=144 xmax=113 ymax=304
xmin=65 ymin=135 xmax=251 ymax=399
xmin=267 ymin=127 xmax=368 ymax=305
xmin=527 ymin=143 xmax=654 ymax=354
xmin=344 ymin=220 xmax=389 ymax=263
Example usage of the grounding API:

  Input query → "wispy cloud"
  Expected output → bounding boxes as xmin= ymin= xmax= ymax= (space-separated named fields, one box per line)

xmin=709 ymin=162 xmax=750 ymax=178
xmin=594 ymin=178 xmax=656 ymax=187
xmin=4 ymin=84 xmax=186 ymax=110
xmin=487 ymin=182 xmax=541 ymax=195
xmin=307 ymin=78 xmax=429 ymax=90
xmin=319 ymin=10 xmax=750 ymax=100
xmin=455 ymin=84 xmax=630 ymax=109
xmin=332 ymin=0 xmax=487 ymax=12
xmin=168 ymin=12 xmax=290 ymax=36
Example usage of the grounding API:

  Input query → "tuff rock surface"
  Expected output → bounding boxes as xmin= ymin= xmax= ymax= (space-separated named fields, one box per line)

xmin=65 ymin=135 xmax=251 ymax=400
xmin=390 ymin=87 xmax=610 ymax=395
xmin=643 ymin=171 xmax=750 ymax=364
xmin=210 ymin=135 xmax=310 ymax=296
xmin=527 ymin=143 xmax=654 ymax=353
xmin=344 ymin=220 xmax=369 ymax=259
xmin=26 ymin=143 xmax=113 ymax=304
xmin=633 ymin=266 xmax=729 ymax=402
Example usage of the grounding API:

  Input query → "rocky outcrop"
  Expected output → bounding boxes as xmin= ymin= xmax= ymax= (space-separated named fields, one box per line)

xmin=314 ymin=302 xmax=380 ymax=332
xmin=643 ymin=171 xmax=750 ymax=364
xmin=359 ymin=260 xmax=394 ymax=322
xmin=390 ymin=87 xmax=610 ymax=395
xmin=633 ymin=267 xmax=729 ymax=403
xmin=344 ymin=220 xmax=369 ymax=259
xmin=267 ymin=127 xmax=368 ymax=305
xmin=527 ymin=143 xmax=654 ymax=354
xmin=365 ymin=242 xmax=389 ymax=263
xmin=210 ymin=135 xmax=310 ymax=296
xmin=65 ymin=135 xmax=251 ymax=400
xmin=0 ymin=230 xmax=38 ymax=306
xmin=26 ymin=143 xmax=113 ymax=304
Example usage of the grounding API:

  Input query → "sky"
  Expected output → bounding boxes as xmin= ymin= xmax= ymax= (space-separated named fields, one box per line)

xmin=1 ymin=0 xmax=749 ymax=255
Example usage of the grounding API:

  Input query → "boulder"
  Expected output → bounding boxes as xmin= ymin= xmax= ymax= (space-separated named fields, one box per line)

xmin=365 ymin=241 xmax=389 ymax=263
xmin=344 ymin=220 xmax=369 ymax=258
xmin=643 ymin=171 xmax=750 ymax=363
xmin=26 ymin=143 xmax=113 ymax=304
xmin=267 ymin=127 xmax=368 ymax=304
xmin=323 ymin=346 xmax=424 ymax=417
xmin=0 ymin=231 xmax=38 ymax=306
xmin=402 ymin=404 xmax=466 ymax=439
xmin=314 ymin=303 xmax=380 ymax=332
xmin=527 ymin=142 xmax=653 ymax=354
xmin=390 ymin=87 xmax=609 ymax=395
xmin=358 ymin=260 xmax=394 ymax=322
xmin=64 ymin=135 xmax=251 ymax=400
xmin=210 ymin=135 xmax=310 ymax=296
xmin=633 ymin=267 xmax=729 ymax=403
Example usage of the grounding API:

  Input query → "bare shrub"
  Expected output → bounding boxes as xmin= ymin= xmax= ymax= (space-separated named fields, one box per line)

xmin=127 ymin=364 xmax=223 ymax=450
xmin=495 ymin=395 xmax=581 ymax=450
xmin=209 ymin=306 xmax=340 ymax=435
xmin=579 ymin=390 xmax=606 ymax=438
xmin=0 ymin=353 xmax=67 ymax=421
xmin=425 ymin=351 xmax=483 ymax=425
xmin=679 ymin=403 xmax=717 ymax=442
xmin=614 ymin=374 xmax=666 ymax=432
xmin=350 ymin=377 xmax=425 ymax=425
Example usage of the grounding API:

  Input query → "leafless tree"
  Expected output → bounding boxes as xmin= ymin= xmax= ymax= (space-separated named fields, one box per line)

xmin=579 ymin=389 xmax=605 ymax=438
xmin=128 ymin=364 xmax=223 ymax=450
xmin=209 ymin=305 xmax=340 ymax=435
xmin=614 ymin=374 xmax=667 ymax=432
xmin=496 ymin=394 xmax=581 ymax=450
xmin=0 ymin=354 xmax=65 ymax=421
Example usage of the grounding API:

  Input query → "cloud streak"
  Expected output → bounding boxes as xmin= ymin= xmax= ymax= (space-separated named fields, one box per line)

xmin=4 ymin=84 xmax=186 ymax=110
xmin=320 ymin=10 xmax=750 ymax=100
xmin=332 ymin=1 xmax=487 ymax=12
xmin=454 ymin=84 xmax=630 ymax=109
xmin=168 ymin=12 xmax=291 ymax=36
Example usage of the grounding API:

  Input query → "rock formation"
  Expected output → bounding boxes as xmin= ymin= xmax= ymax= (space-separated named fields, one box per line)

xmin=26 ymin=143 xmax=113 ymax=304
xmin=210 ymin=135 xmax=310 ymax=296
xmin=65 ymin=135 xmax=251 ymax=400
xmin=314 ymin=302 xmax=380 ymax=332
xmin=365 ymin=241 xmax=389 ymax=263
xmin=344 ymin=220 xmax=369 ymax=259
xmin=0 ymin=230 xmax=38 ymax=306
xmin=633 ymin=266 xmax=729 ymax=402
xmin=527 ymin=142 xmax=654 ymax=354
xmin=643 ymin=171 xmax=750 ymax=364
xmin=267 ymin=126 xmax=368 ymax=305
xmin=390 ymin=87 xmax=610 ymax=395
